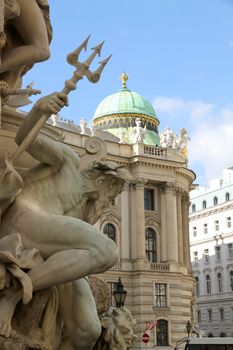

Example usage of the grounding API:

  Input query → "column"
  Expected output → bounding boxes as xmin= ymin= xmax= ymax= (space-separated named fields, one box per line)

xmin=120 ymin=183 xmax=130 ymax=262
xmin=160 ymin=186 xmax=167 ymax=262
xmin=132 ymin=180 xmax=146 ymax=260
xmin=177 ymin=188 xmax=184 ymax=265
xmin=163 ymin=182 xmax=178 ymax=262
xmin=182 ymin=193 xmax=191 ymax=269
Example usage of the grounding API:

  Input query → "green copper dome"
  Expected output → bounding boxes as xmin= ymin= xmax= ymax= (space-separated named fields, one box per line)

xmin=93 ymin=87 xmax=158 ymax=122
xmin=92 ymin=73 xmax=160 ymax=146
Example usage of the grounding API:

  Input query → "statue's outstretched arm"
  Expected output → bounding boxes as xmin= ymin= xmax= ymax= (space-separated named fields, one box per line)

xmin=15 ymin=92 xmax=68 ymax=169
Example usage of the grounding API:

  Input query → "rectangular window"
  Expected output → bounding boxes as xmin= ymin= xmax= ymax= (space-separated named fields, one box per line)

xmin=197 ymin=310 xmax=201 ymax=323
xmin=204 ymin=249 xmax=209 ymax=263
xmin=193 ymin=251 xmax=198 ymax=262
xmin=207 ymin=309 xmax=212 ymax=322
xmin=215 ymin=220 xmax=219 ymax=232
xmin=154 ymin=283 xmax=167 ymax=308
xmin=228 ymin=243 xmax=233 ymax=259
xmin=215 ymin=246 xmax=221 ymax=260
xmin=192 ymin=226 xmax=197 ymax=237
xmin=203 ymin=223 xmax=208 ymax=234
xmin=144 ymin=189 xmax=154 ymax=210
xmin=219 ymin=308 xmax=224 ymax=321
xmin=226 ymin=217 xmax=232 ymax=228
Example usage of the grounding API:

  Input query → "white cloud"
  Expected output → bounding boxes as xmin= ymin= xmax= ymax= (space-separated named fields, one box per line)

xmin=153 ymin=96 xmax=233 ymax=186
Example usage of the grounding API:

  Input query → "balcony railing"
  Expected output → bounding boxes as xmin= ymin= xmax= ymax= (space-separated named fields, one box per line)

xmin=150 ymin=263 xmax=170 ymax=271
xmin=144 ymin=145 xmax=167 ymax=158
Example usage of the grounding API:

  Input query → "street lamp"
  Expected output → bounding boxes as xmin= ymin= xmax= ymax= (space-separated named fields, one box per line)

xmin=186 ymin=321 xmax=192 ymax=338
xmin=113 ymin=277 xmax=127 ymax=308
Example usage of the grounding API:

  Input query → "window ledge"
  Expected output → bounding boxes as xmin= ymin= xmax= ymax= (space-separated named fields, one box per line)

xmin=152 ymin=306 xmax=171 ymax=317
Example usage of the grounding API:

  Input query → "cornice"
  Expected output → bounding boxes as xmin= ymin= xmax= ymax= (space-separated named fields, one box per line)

xmin=145 ymin=216 xmax=161 ymax=228
xmin=93 ymin=113 xmax=160 ymax=127
xmin=189 ymin=203 xmax=233 ymax=221
xmin=129 ymin=159 xmax=194 ymax=183
xmin=190 ymin=232 xmax=233 ymax=247
xmin=99 ymin=210 xmax=121 ymax=228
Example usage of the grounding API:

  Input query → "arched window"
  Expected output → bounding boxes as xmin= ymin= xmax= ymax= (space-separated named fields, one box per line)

xmin=214 ymin=196 xmax=218 ymax=205
xmin=230 ymin=271 xmax=233 ymax=291
xmin=217 ymin=272 xmax=223 ymax=292
xmin=103 ymin=223 xmax=116 ymax=242
xmin=226 ymin=192 xmax=230 ymax=202
xmin=195 ymin=276 xmax=200 ymax=296
xmin=206 ymin=274 xmax=211 ymax=294
xmin=202 ymin=200 xmax=207 ymax=209
xmin=145 ymin=228 xmax=157 ymax=262
xmin=192 ymin=204 xmax=196 ymax=213
xmin=156 ymin=319 xmax=168 ymax=346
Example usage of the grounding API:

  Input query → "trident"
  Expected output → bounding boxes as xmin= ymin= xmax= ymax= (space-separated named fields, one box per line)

xmin=11 ymin=36 xmax=111 ymax=162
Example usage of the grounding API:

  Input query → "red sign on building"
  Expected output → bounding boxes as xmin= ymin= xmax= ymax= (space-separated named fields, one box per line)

xmin=142 ymin=332 xmax=149 ymax=344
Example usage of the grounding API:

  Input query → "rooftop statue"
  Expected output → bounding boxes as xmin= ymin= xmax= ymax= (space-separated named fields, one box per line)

xmin=0 ymin=6 xmax=135 ymax=348
xmin=131 ymin=117 xmax=146 ymax=144
xmin=160 ymin=127 xmax=190 ymax=161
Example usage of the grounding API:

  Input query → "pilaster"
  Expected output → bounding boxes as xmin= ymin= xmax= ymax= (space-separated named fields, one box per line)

xmin=120 ymin=183 xmax=130 ymax=261
xmin=182 ymin=193 xmax=191 ymax=269
xmin=161 ymin=182 xmax=178 ymax=262
xmin=177 ymin=188 xmax=184 ymax=265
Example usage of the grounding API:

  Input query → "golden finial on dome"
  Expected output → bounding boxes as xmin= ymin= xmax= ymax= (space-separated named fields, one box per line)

xmin=120 ymin=71 xmax=129 ymax=88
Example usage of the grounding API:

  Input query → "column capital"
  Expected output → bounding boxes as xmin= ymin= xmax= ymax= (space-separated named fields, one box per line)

xmin=182 ymin=193 xmax=190 ymax=207
xmin=160 ymin=182 xmax=176 ymax=194
xmin=123 ymin=182 xmax=130 ymax=191
xmin=133 ymin=177 xmax=147 ymax=190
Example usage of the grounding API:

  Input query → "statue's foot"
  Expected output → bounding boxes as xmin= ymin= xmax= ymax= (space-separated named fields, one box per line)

xmin=0 ymin=288 xmax=22 ymax=338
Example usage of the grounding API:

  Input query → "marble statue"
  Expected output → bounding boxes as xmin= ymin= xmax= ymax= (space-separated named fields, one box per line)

xmin=131 ymin=117 xmax=146 ymax=144
xmin=93 ymin=307 xmax=137 ymax=350
xmin=160 ymin=127 xmax=190 ymax=160
xmin=175 ymin=127 xmax=190 ymax=160
xmin=0 ymin=0 xmax=52 ymax=90
xmin=80 ymin=118 xmax=88 ymax=134
xmin=0 ymin=3 xmax=136 ymax=349
xmin=0 ymin=92 xmax=133 ymax=349
xmin=159 ymin=127 xmax=175 ymax=148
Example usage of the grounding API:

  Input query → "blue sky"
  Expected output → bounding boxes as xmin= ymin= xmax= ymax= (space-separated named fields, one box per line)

xmin=24 ymin=0 xmax=233 ymax=186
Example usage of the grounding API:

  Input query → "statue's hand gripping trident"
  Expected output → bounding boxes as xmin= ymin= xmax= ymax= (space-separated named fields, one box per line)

xmin=11 ymin=36 xmax=111 ymax=162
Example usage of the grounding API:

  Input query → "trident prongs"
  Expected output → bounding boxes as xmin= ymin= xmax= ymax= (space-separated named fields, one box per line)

xmin=63 ymin=37 xmax=111 ymax=95
xmin=66 ymin=35 xmax=91 ymax=66
xmin=83 ymin=41 xmax=105 ymax=67
xmin=87 ymin=55 xmax=112 ymax=83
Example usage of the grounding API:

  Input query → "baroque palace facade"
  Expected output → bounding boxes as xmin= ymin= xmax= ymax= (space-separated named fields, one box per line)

xmin=1 ymin=75 xmax=195 ymax=349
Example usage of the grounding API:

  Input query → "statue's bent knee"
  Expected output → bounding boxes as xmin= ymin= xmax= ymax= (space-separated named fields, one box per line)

xmin=33 ymin=46 xmax=50 ymax=63
xmin=91 ymin=235 xmax=118 ymax=270
xmin=107 ymin=238 xmax=118 ymax=267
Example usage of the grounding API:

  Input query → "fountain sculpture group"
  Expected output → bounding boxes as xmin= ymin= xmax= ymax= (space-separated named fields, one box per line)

xmin=0 ymin=1 xmax=136 ymax=349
